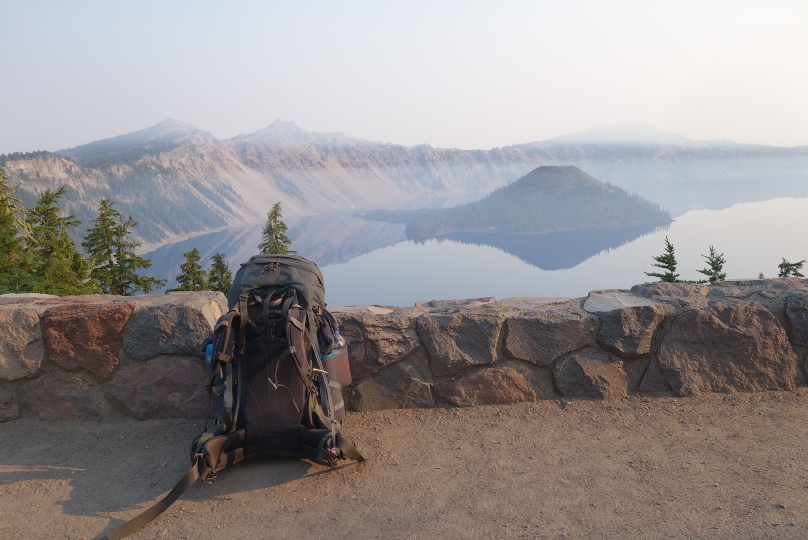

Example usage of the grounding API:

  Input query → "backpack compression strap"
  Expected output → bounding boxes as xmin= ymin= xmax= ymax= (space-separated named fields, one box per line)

xmin=105 ymin=455 xmax=207 ymax=540
xmin=305 ymin=308 xmax=365 ymax=463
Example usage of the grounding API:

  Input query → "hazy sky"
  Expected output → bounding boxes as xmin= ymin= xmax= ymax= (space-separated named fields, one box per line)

xmin=2 ymin=0 xmax=807 ymax=153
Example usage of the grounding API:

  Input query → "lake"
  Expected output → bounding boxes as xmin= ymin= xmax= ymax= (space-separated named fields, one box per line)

xmin=143 ymin=197 xmax=808 ymax=307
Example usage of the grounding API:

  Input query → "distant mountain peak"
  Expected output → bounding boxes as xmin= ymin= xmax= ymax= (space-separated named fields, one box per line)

xmin=228 ymin=119 xmax=357 ymax=146
xmin=543 ymin=122 xmax=696 ymax=147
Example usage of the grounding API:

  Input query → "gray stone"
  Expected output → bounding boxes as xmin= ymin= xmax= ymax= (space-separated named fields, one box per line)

xmin=657 ymin=300 xmax=798 ymax=396
xmin=122 ymin=297 xmax=221 ymax=360
xmin=414 ymin=297 xmax=497 ymax=310
xmin=784 ymin=291 xmax=808 ymax=346
xmin=0 ymin=293 xmax=58 ymax=300
xmin=594 ymin=301 xmax=673 ymax=358
xmin=638 ymin=358 xmax=672 ymax=393
xmin=630 ymin=282 xmax=708 ymax=306
xmin=337 ymin=312 xmax=420 ymax=380
xmin=708 ymin=278 xmax=808 ymax=300
xmin=17 ymin=371 xmax=102 ymax=421
xmin=504 ymin=309 xmax=595 ymax=366
xmin=0 ymin=308 xmax=44 ymax=381
xmin=103 ymin=356 xmax=208 ymax=420
xmin=417 ymin=313 xmax=502 ymax=377
xmin=492 ymin=297 xmax=572 ymax=312
xmin=434 ymin=367 xmax=537 ymax=407
xmin=349 ymin=362 xmax=435 ymax=411
xmin=0 ymin=386 xmax=19 ymax=422
xmin=553 ymin=352 xmax=627 ymax=400
xmin=584 ymin=290 xmax=657 ymax=312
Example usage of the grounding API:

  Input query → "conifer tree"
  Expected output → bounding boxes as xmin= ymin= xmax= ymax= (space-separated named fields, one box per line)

xmin=645 ymin=236 xmax=680 ymax=282
xmin=778 ymin=258 xmax=805 ymax=278
xmin=207 ymin=252 xmax=232 ymax=295
xmin=25 ymin=187 xmax=99 ymax=295
xmin=258 ymin=202 xmax=295 ymax=255
xmin=696 ymin=246 xmax=726 ymax=283
xmin=0 ymin=167 xmax=30 ymax=293
xmin=176 ymin=248 xmax=208 ymax=291
xmin=82 ymin=198 xmax=166 ymax=295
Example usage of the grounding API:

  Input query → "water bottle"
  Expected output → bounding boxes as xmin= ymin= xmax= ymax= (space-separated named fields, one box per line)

xmin=205 ymin=343 xmax=214 ymax=367
xmin=334 ymin=328 xmax=346 ymax=349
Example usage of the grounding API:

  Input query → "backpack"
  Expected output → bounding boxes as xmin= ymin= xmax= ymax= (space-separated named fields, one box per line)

xmin=106 ymin=254 xmax=364 ymax=540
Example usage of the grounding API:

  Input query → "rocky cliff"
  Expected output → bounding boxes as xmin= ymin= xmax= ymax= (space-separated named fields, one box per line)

xmin=4 ymin=120 xmax=808 ymax=246
xmin=2 ymin=119 xmax=554 ymax=244
xmin=2 ymin=278 xmax=807 ymax=422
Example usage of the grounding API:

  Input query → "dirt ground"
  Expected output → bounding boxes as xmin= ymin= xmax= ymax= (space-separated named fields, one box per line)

xmin=1 ymin=389 xmax=807 ymax=540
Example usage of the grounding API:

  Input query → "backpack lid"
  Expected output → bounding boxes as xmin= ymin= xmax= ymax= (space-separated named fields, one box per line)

xmin=227 ymin=254 xmax=325 ymax=309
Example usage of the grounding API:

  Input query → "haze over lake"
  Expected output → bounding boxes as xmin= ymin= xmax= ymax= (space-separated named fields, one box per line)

xmin=144 ymin=197 xmax=808 ymax=307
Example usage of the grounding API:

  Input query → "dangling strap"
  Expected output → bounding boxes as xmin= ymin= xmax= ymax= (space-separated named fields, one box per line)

xmin=105 ymin=456 xmax=206 ymax=540
xmin=237 ymin=293 xmax=249 ymax=354
xmin=207 ymin=368 xmax=234 ymax=432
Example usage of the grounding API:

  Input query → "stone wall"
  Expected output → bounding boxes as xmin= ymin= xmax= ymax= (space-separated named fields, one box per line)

xmin=2 ymin=279 xmax=807 ymax=422
xmin=0 ymin=292 xmax=227 ymax=422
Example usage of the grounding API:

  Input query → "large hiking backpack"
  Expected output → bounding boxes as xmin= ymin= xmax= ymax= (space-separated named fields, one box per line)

xmin=106 ymin=255 xmax=364 ymax=540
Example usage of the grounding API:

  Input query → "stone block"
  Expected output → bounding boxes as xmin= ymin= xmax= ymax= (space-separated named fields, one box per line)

xmin=504 ymin=310 xmax=595 ymax=366
xmin=103 ymin=356 xmax=208 ymax=420
xmin=434 ymin=366 xmax=537 ymax=407
xmin=42 ymin=302 xmax=134 ymax=378
xmin=0 ymin=307 xmax=44 ymax=381
xmin=552 ymin=351 xmax=627 ymax=400
xmin=657 ymin=300 xmax=798 ymax=396
xmin=338 ymin=312 xmax=419 ymax=380
xmin=638 ymin=358 xmax=671 ymax=393
xmin=349 ymin=361 xmax=435 ymax=411
xmin=0 ymin=385 xmax=19 ymax=422
xmin=586 ymin=292 xmax=674 ymax=358
xmin=417 ymin=313 xmax=502 ymax=377
xmin=122 ymin=296 xmax=221 ymax=360
xmin=784 ymin=291 xmax=808 ymax=346
xmin=630 ymin=282 xmax=708 ymax=306
xmin=17 ymin=371 xmax=101 ymax=421
xmin=707 ymin=278 xmax=808 ymax=300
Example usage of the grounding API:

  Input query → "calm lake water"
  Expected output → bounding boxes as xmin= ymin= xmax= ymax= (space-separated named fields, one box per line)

xmin=144 ymin=197 xmax=808 ymax=307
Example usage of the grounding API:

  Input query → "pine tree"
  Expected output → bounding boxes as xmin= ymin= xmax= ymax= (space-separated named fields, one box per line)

xmin=258 ymin=202 xmax=295 ymax=255
xmin=645 ymin=236 xmax=680 ymax=282
xmin=0 ymin=167 xmax=30 ymax=293
xmin=696 ymin=246 xmax=726 ymax=283
xmin=778 ymin=258 xmax=806 ymax=278
xmin=207 ymin=252 xmax=232 ymax=295
xmin=25 ymin=187 xmax=99 ymax=295
xmin=176 ymin=248 xmax=208 ymax=291
xmin=82 ymin=198 xmax=166 ymax=295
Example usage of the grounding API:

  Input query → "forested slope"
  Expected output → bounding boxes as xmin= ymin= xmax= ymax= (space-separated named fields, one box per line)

xmin=363 ymin=166 xmax=672 ymax=236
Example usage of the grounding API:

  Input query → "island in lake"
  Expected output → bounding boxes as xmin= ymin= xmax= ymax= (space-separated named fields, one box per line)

xmin=362 ymin=165 xmax=672 ymax=237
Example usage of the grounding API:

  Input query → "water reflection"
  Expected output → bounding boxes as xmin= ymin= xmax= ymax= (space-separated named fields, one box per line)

xmin=412 ymin=225 xmax=665 ymax=271
xmin=143 ymin=212 xmax=406 ymax=288
xmin=143 ymin=197 xmax=808 ymax=307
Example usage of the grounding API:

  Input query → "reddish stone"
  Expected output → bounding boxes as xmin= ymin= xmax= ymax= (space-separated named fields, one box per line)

xmin=339 ymin=313 xmax=419 ymax=380
xmin=553 ymin=352 xmax=628 ymax=400
xmin=43 ymin=302 xmax=135 ymax=378
xmin=657 ymin=301 xmax=798 ymax=396
xmin=435 ymin=367 xmax=537 ymax=407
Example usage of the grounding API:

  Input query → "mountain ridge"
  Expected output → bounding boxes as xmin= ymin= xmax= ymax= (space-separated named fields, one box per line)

xmin=2 ymin=120 xmax=807 ymax=247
